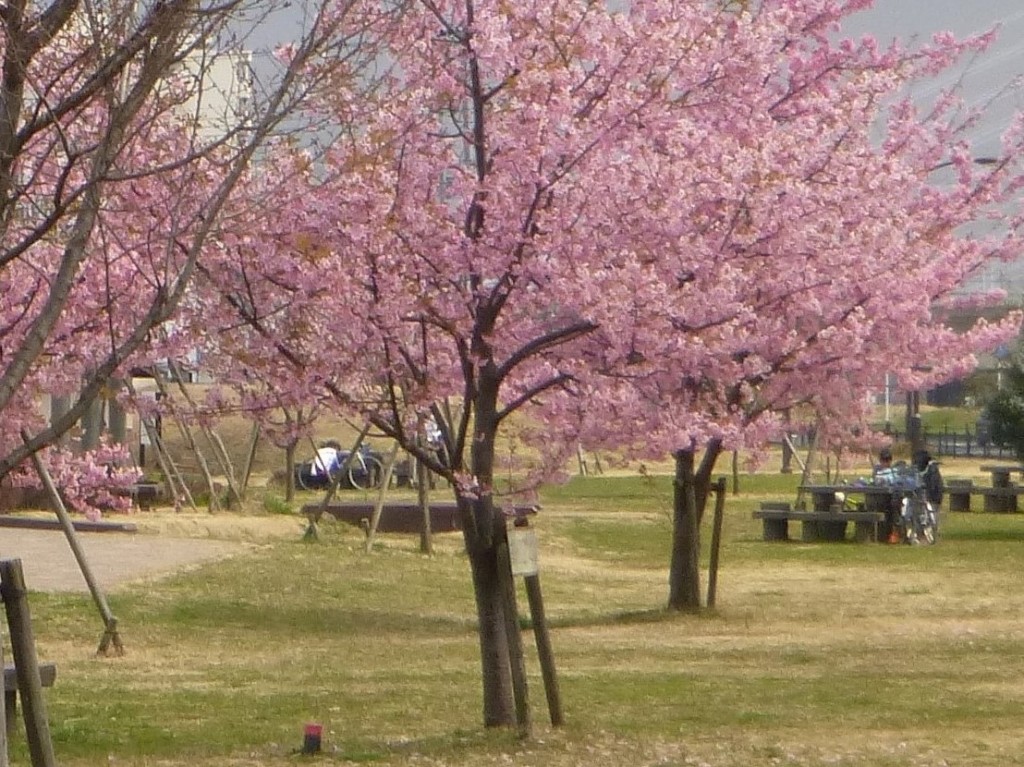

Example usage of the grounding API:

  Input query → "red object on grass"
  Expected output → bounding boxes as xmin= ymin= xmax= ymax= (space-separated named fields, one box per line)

xmin=302 ymin=723 xmax=323 ymax=754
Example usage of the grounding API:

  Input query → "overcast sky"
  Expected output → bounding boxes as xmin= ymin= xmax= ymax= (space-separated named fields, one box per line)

xmin=246 ymin=2 xmax=1024 ymax=148
xmin=843 ymin=1 xmax=1024 ymax=155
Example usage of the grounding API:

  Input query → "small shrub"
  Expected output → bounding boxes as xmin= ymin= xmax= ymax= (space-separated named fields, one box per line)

xmin=262 ymin=494 xmax=293 ymax=515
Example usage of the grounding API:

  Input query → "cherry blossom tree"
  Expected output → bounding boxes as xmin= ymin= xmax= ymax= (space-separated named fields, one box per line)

xmin=571 ymin=7 xmax=1024 ymax=611
xmin=198 ymin=0 xmax=1024 ymax=727
xmin=0 ymin=0 xmax=372 ymax=505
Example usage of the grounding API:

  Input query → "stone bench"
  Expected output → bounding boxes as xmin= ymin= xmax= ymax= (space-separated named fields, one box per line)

xmin=753 ymin=503 xmax=885 ymax=543
xmin=946 ymin=479 xmax=972 ymax=512
xmin=975 ymin=485 xmax=1024 ymax=514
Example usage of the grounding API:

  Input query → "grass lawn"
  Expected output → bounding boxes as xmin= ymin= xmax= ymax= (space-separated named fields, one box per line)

xmin=14 ymin=458 xmax=1024 ymax=766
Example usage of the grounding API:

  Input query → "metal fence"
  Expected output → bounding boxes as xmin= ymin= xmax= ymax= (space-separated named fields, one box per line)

xmin=890 ymin=427 xmax=1017 ymax=460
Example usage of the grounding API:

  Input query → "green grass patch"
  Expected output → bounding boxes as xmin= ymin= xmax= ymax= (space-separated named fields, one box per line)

xmin=16 ymin=472 xmax=1024 ymax=767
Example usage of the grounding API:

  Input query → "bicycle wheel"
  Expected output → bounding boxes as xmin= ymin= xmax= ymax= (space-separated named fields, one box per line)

xmin=920 ymin=505 xmax=937 ymax=545
xmin=348 ymin=455 xmax=384 ymax=490
xmin=296 ymin=460 xmax=311 ymax=491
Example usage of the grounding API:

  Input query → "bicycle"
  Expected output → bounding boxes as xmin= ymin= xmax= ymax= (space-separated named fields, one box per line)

xmin=888 ymin=464 xmax=938 ymax=545
xmin=295 ymin=445 xmax=385 ymax=491
xmin=897 ymin=484 xmax=938 ymax=545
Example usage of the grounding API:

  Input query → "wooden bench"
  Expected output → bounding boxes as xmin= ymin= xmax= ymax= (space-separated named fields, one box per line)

xmin=303 ymin=501 xmax=462 ymax=534
xmin=753 ymin=503 xmax=885 ymax=543
xmin=3 ymin=662 xmax=56 ymax=736
xmin=302 ymin=502 xmax=540 ymax=535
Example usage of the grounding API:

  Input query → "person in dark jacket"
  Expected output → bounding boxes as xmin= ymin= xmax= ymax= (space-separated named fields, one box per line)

xmin=913 ymin=449 xmax=944 ymax=533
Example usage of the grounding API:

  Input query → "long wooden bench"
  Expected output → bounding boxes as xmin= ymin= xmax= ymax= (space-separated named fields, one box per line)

xmin=3 ymin=662 xmax=56 ymax=736
xmin=753 ymin=503 xmax=885 ymax=543
xmin=302 ymin=501 xmax=540 ymax=535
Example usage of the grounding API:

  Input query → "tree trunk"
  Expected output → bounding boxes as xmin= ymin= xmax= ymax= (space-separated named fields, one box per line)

xmin=668 ymin=449 xmax=701 ymax=612
xmin=462 ymin=503 xmax=516 ymax=726
xmin=456 ymin=369 xmax=525 ymax=728
xmin=667 ymin=441 xmax=724 ymax=612
xmin=284 ymin=443 xmax=296 ymax=503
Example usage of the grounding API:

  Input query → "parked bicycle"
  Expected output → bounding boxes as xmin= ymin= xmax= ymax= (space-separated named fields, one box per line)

xmin=880 ymin=463 xmax=938 ymax=545
xmin=294 ymin=443 xmax=385 ymax=491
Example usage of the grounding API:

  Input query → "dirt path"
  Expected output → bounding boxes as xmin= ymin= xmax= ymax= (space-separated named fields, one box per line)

xmin=0 ymin=513 xmax=306 ymax=593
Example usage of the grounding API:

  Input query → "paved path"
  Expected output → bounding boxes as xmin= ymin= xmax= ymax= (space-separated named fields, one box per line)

xmin=0 ymin=527 xmax=246 ymax=593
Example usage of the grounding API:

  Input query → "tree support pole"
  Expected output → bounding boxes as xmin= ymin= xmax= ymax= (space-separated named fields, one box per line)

xmin=706 ymin=477 xmax=727 ymax=609
xmin=0 ymin=619 xmax=7 ymax=767
xmin=0 ymin=560 xmax=57 ymax=767
xmin=365 ymin=443 xmax=400 ymax=553
xmin=523 ymin=573 xmax=563 ymax=726
xmin=495 ymin=537 xmax=531 ymax=738
xmin=22 ymin=433 xmax=123 ymax=655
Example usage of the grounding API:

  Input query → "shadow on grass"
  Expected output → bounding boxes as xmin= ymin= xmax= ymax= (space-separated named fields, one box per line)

xmin=141 ymin=597 xmax=478 ymax=638
xmin=528 ymin=606 xmax=694 ymax=631
xmin=943 ymin=525 xmax=1024 ymax=542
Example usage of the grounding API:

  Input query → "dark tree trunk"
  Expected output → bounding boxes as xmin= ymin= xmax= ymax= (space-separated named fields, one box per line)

xmin=284 ymin=443 xmax=296 ymax=503
xmin=456 ymin=367 xmax=525 ymax=728
xmin=667 ymin=440 xmax=724 ymax=612
xmin=461 ymin=503 xmax=516 ymax=726
xmin=668 ymin=449 xmax=701 ymax=611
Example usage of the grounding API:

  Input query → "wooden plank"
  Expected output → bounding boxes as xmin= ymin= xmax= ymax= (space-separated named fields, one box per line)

xmin=0 ymin=516 xmax=137 ymax=533
xmin=2 ymin=665 xmax=56 ymax=691
xmin=752 ymin=510 xmax=883 ymax=523
xmin=303 ymin=502 xmax=540 ymax=535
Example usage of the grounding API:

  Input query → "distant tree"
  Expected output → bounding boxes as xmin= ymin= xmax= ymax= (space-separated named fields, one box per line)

xmin=984 ymin=359 xmax=1024 ymax=458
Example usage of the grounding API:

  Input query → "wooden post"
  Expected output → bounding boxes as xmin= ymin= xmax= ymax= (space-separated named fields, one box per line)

xmin=0 ymin=560 xmax=57 ymax=767
xmin=365 ymin=444 xmax=400 ymax=553
xmin=706 ymin=477 xmax=727 ymax=609
xmin=495 ymin=535 xmax=530 ymax=739
xmin=510 ymin=516 xmax=562 ymax=726
xmin=126 ymin=376 xmax=194 ymax=511
xmin=22 ymin=432 xmax=123 ymax=655
xmin=0 ymin=624 xmax=7 ymax=767
xmin=524 ymin=573 xmax=562 ymax=726
xmin=417 ymin=454 xmax=433 ymax=555
xmin=731 ymin=450 xmax=739 ymax=495
xmin=153 ymin=373 xmax=220 ymax=511
xmin=239 ymin=422 xmax=261 ymax=494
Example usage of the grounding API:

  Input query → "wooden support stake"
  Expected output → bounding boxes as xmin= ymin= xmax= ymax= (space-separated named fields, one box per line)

xmin=153 ymin=373 xmax=219 ymax=511
xmin=0 ymin=624 xmax=7 ymax=767
xmin=706 ymin=477 xmax=727 ymax=609
xmin=524 ymin=573 xmax=563 ymax=726
xmin=496 ymin=537 xmax=531 ymax=739
xmin=364 ymin=444 xmax=400 ymax=553
xmin=22 ymin=432 xmax=123 ymax=655
xmin=782 ymin=433 xmax=807 ymax=473
xmin=125 ymin=378 xmax=195 ymax=511
xmin=576 ymin=444 xmax=588 ymax=476
xmin=239 ymin=422 xmax=261 ymax=495
xmin=0 ymin=560 xmax=57 ymax=767
xmin=417 ymin=453 xmax=433 ymax=555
